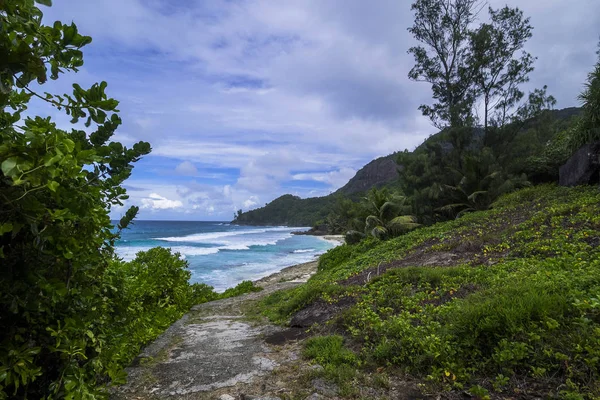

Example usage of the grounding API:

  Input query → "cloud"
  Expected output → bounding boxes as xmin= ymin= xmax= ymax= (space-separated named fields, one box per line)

xmin=39 ymin=0 xmax=600 ymax=220
xmin=174 ymin=161 xmax=199 ymax=176
xmin=141 ymin=193 xmax=183 ymax=210
xmin=243 ymin=196 xmax=259 ymax=209
xmin=292 ymin=168 xmax=357 ymax=189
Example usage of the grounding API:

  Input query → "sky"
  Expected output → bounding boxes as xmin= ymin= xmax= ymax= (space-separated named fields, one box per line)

xmin=34 ymin=0 xmax=600 ymax=220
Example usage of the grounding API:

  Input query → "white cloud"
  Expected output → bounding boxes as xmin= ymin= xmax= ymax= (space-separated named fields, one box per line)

xmin=292 ymin=167 xmax=357 ymax=190
xmin=141 ymin=193 xmax=183 ymax=210
xmin=174 ymin=161 xmax=199 ymax=176
xmin=243 ymin=196 xmax=259 ymax=209
xmin=43 ymin=0 xmax=600 ymax=220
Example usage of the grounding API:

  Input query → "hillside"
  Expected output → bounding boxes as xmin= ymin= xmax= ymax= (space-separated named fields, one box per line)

xmin=335 ymin=153 xmax=401 ymax=196
xmin=255 ymin=184 xmax=600 ymax=398
xmin=232 ymin=154 xmax=402 ymax=227
xmin=233 ymin=108 xmax=582 ymax=228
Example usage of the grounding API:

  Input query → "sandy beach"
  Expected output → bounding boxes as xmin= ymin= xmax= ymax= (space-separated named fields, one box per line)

xmin=254 ymin=234 xmax=344 ymax=288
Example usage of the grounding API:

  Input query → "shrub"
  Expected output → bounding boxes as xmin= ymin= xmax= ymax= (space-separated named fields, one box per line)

xmin=220 ymin=280 xmax=263 ymax=299
xmin=304 ymin=335 xmax=358 ymax=367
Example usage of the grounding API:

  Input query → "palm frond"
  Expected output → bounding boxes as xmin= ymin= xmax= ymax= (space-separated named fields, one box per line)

xmin=371 ymin=226 xmax=388 ymax=240
xmin=365 ymin=215 xmax=383 ymax=232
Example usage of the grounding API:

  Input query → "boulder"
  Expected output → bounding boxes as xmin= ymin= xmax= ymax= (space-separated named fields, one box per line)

xmin=559 ymin=141 xmax=600 ymax=187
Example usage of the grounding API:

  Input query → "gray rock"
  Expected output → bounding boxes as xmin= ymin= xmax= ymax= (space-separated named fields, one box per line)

xmin=308 ymin=364 xmax=324 ymax=372
xmin=337 ymin=154 xmax=399 ymax=195
xmin=305 ymin=394 xmax=327 ymax=400
xmin=311 ymin=378 xmax=339 ymax=397
xmin=559 ymin=141 xmax=600 ymax=186
xmin=241 ymin=396 xmax=282 ymax=400
xmin=219 ymin=395 xmax=236 ymax=400
xmin=290 ymin=297 xmax=356 ymax=328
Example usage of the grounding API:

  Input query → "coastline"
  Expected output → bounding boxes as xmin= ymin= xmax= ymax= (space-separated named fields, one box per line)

xmin=253 ymin=234 xmax=344 ymax=289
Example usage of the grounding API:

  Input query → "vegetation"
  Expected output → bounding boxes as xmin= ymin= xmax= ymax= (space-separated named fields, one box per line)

xmin=232 ymin=194 xmax=336 ymax=227
xmin=0 ymin=2 xmax=260 ymax=398
xmin=259 ymin=185 xmax=600 ymax=398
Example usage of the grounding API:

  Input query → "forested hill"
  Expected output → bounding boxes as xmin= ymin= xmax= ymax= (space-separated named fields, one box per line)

xmin=232 ymin=153 xmax=402 ymax=227
xmin=232 ymin=107 xmax=582 ymax=228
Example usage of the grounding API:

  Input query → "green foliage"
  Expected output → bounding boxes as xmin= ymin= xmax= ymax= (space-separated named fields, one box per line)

xmin=260 ymin=185 xmax=600 ymax=398
xmin=468 ymin=6 xmax=535 ymax=132
xmin=408 ymin=0 xmax=478 ymax=128
xmin=344 ymin=230 xmax=366 ymax=245
xmin=232 ymin=194 xmax=336 ymax=227
xmin=304 ymin=335 xmax=358 ymax=367
xmin=219 ymin=280 xmax=263 ymax=299
xmin=318 ymin=239 xmax=379 ymax=273
xmin=0 ymin=2 xmax=221 ymax=398
xmin=437 ymin=148 xmax=530 ymax=217
xmin=567 ymin=42 xmax=600 ymax=150
xmin=362 ymin=187 xmax=420 ymax=239
xmin=96 ymin=248 xmax=216 ymax=385
xmin=303 ymin=335 xmax=359 ymax=392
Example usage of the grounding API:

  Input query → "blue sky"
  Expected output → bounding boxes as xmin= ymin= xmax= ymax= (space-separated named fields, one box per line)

xmin=35 ymin=0 xmax=600 ymax=220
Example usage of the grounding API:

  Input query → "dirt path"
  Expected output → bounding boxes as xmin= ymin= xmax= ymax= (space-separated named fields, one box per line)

xmin=112 ymin=262 xmax=320 ymax=400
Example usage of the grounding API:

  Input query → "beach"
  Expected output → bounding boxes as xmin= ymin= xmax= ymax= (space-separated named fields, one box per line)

xmin=254 ymin=234 xmax=344 ymax=288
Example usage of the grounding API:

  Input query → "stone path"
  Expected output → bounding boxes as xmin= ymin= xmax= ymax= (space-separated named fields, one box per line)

xmin=111 ymin=257 xmax=426 ymax=400
xmin=112 ymin=265 xmax=315 ymax=400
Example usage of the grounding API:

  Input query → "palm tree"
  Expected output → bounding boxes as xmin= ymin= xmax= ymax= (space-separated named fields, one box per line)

xmin=437 ymin=149 xmax=529 ymax=217
xmin=363 ymin=188 xmax=420 ymax=240
xmin=573 ymin=42 xmax=600 ymax=149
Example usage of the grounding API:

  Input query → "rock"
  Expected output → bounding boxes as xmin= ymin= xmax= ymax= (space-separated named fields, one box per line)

xmin=305 ymin=394 xmax=327 ymax=400
xmin=559 ymin=141 xmax=600 ymax=187
xmin=337 ymin=153 xmax=400 ymax=195
xmin=308 ymin=364 xmax=324 ymax=372
xmin=311 ymin=378 xmax=339 ymax=397
xmin=219 ymin=395 xmax=236 ymax=400
xmin=290 ymin=297 xmax=356 ymax=328
xmin=240 ymin=396 xmax=282 ymax=400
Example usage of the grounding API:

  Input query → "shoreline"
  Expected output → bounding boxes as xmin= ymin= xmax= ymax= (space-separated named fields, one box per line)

xmin=253 ymin=234 xmax=344 ymax=289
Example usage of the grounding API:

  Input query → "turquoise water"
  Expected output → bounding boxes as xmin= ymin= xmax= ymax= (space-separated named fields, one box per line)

xmin=115 ymin=221 xmax=336 ymax=292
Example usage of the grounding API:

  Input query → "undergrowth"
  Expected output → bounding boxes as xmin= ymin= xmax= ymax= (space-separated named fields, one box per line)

xmin=259 ymin=184 xmax=600 ymax=398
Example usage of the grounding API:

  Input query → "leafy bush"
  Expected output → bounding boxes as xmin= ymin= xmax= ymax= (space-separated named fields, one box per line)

xmin=0 ymin=3 xmax=226 ymax=397
xmin=318 ymin=238 xmax=378 ymax=272
xmin=219 ymin=280 xmax=263 ymax=299
xmin=344 ymin=230 xmax=366 ymax=245
xmin=304 ymin=335 xmax=358 ymax=367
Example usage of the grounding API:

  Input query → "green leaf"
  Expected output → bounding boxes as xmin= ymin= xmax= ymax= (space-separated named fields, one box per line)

xmin=1 ymin=157 xmax=18 ymax=177
xmin=35 ymin=0 xmax=53 ymax=6
xmin=0 ymin=223 xmax=13 ymax=235
xmin=63 ymin=25 xmax=76 ymax=45
xmin=47 ymin=181 xmax=60 ymax=192
xmin=62 ymin=139 xmax=75 ymax=153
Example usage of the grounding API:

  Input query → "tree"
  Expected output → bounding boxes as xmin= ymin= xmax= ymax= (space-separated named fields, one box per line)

xmin=468 ymin=6 xmax=535 ymax=134
xmin=408 ymin=0 xmax=545 ymax=135
xmin=575 ymin=40 xmax=600 ymax=146
xmin=362 ymin=188 xmax=420 ymax=240
xmin=408 ymin=0 xmax=482 ymax=129
xmin=436 ymin=149 xmax=530 ymax=217
xmin=0 ymin=0 xmax=151 ymax=397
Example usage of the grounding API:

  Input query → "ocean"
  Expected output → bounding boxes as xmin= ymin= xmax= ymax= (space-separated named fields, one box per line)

xmin=114 ymin=221 xmax=336 ymax=292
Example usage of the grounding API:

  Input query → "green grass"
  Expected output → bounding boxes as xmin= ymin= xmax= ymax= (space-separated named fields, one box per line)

xmin=258 ymin=184 xmax=600 ymax=398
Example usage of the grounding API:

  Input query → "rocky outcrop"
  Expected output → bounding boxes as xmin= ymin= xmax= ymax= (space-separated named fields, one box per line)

xmin=559 ymin=141 xmax=600 ymax=186
xmin=336 ymin=153 xmax=400 ymax=196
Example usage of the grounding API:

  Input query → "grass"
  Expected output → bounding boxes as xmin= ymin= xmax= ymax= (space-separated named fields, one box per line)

xmin=257 ymin=184 xmax=600 ymax=399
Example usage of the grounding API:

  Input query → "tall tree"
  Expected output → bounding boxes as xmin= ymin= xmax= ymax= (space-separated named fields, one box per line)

xmin=408 ymin=0 xmax=482 ymax=129
xmin=468 ymin=6 xmax=535 ymax=133
xmin=0 ymin=0 xmax=151 ymax=397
